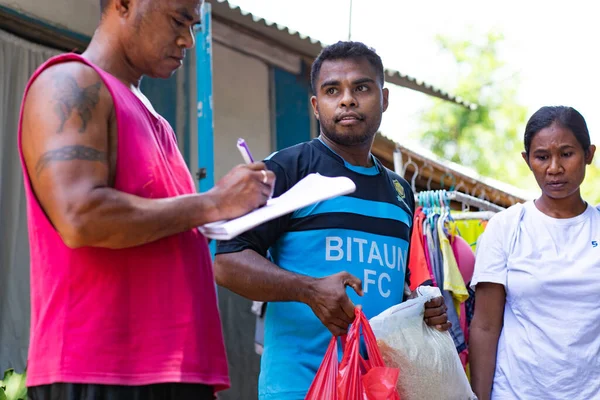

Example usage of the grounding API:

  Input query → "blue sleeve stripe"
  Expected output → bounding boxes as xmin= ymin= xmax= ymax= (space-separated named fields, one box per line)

xmin=292 ymin=196 xmax=412 ymax=227
xmin=288 ymin=212 xmax=411 ymax=241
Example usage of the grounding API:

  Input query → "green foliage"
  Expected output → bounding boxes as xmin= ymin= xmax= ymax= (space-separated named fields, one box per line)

xmin=417 ymin=31 xmax=535 ymax=193
xmin=0 ymin=369 xmax=27 ymax=400
xmin=418 ymin=30 xmax=600 ymax=203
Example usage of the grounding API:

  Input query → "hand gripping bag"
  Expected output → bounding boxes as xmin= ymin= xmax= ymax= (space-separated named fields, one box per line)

xmin=369 ymin=286 xmax=477 ymax=400
xmin=305 ymin=308 xmax=401 ymax=400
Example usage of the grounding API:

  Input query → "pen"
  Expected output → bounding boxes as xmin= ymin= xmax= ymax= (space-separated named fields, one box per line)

xmin=237 ymin=138 xmax=254 ymax=164
xmin=238 ymin=138 xmax=273 ymax=199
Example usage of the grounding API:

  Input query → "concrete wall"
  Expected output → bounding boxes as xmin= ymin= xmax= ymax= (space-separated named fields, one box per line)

xmin=210 ymin=44 xmax=273 ymax=400
xmin=0 ymin=1 xmax=275 ymax=185
xmin=212 ymin=42 xmax=272 ymax=181
xmin=0 ymin=0 xmax=98 ymax=36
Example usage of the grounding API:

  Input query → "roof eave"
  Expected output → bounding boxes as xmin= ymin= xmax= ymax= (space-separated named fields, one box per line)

xmin=209 ymin=0 xmax=477 ymax=110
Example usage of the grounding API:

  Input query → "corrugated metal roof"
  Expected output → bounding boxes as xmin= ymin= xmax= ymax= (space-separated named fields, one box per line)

xmin=373 ymin=132 xmax=536 ymax=206
xmin=209 ymin=0 xmax=477 ymax=110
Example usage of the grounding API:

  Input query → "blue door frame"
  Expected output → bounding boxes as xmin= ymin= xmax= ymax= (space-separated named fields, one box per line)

xmin=195 ymin=3 xmax=216 ymax=255
xmin=273 ymin=67 xmax=312 ymax=150
xmin=196 ymin=2 xmax=214 ymax=194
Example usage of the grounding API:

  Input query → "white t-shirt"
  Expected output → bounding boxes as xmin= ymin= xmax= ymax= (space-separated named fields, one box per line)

xmin=472 ymin=201 xmax=600 ymax=400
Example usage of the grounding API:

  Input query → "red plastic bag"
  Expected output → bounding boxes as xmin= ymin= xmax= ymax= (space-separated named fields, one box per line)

xmin=305 ymin=308 xmax=401 ymax=400
xmin=305 ymin=336 xmax=340 ymax=400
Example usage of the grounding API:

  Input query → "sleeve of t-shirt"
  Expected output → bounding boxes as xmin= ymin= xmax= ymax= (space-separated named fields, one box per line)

xmin=470 ymin=214 xmax=508 ymax=289
xmin=215 ymin=159 xmax=292 ymax=257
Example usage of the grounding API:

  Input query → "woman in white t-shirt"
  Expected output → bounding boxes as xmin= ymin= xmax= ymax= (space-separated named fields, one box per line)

xmin=470 ymin=106 xmax=600 ymax=400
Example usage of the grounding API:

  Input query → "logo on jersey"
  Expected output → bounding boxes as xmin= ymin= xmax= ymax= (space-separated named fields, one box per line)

xmin=593 ymin=241 xmax=598 ymax=248
xmin=325 ymin=236 xmax=407 ymax=299
xmin=392 ymin=179 xmax=405 ymax=200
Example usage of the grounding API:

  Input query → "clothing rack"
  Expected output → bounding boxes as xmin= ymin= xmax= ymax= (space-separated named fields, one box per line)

xmin=416 ymin=190 xmax=505 ymax=213
xmin=450 ymin=211 xmax=496 ymax=221
xmin=446 ymin=191 xmax=505 ymax=213
xmin=393 ymin=152 xmax=506 ymax=213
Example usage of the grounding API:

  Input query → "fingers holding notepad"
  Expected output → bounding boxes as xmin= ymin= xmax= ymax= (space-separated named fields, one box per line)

xmin=246 ymin=162 xmax=276 ymax=187
xmin=237 ymin=139 xmax=276 ymax=191
xmin=210 ymin=162 xmax=276 ymax=221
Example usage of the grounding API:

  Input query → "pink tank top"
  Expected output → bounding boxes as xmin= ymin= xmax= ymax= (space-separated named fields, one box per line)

xmin=18 ymin=54 xmax=229 ymax=390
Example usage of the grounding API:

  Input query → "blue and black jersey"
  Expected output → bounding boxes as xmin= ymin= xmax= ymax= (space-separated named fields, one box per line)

xmin=216 ymin=138 xmax=415 ymax=400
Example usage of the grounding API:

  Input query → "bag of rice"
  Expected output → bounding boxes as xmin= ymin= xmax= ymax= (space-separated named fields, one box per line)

xmin=370 ymin=286 xmax=477 ymax=400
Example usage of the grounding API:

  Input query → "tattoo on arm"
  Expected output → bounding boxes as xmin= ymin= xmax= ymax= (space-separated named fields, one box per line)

xmin=36 ymin=145 xmax=107 ymax=176
xmin=53 ymin=75 xmax=102 ymax=134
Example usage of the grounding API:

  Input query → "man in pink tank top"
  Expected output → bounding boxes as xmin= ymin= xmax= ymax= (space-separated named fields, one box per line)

xmin=18 ymin=0 xmax=275 ymax=399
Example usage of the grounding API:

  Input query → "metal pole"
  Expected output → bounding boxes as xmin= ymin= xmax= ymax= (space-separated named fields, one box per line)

xmin=348 ymin=0 xmax=353 ymax=41
xmin=196 ymin=2 xmax=214 ymax=194
xmin=196 ymin=2 xmax=217 ymax=256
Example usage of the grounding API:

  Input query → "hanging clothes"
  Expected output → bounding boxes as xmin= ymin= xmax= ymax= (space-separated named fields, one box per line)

xmin=428 ymin=215 xmax=466 ymax=353
xmin=466 ymin=286 xmax=476 ymax=327
xmin=421 ymin=220 xmax=437 ymax=287
xmin=407 ymin=207 xmax=434 ymax=290
xmin=448 ymin=219 xmax=486 ymax=332
xmin=425 ymin=218 xmax=443 ymax=288
xmin=449 ymin=217 xmax=489 ymax=378
xmin=449 ymin=218 xmax=487 ymax=251
xmin=437 ymin=216 xmax=469 ymax=313
xmin=414 ymin=190 xmax=498 ymax=359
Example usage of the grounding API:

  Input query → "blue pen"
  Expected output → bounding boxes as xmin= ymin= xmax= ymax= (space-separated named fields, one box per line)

xmin=237 ymin=138 xmax=254 ymax=164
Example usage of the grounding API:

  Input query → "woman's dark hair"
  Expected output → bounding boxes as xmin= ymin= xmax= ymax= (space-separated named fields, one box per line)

xmin=524 ymin=106 xmax=591 ymax=156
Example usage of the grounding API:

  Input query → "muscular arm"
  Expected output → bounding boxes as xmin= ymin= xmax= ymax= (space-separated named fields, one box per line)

xmin=214 ymin=249 xmax=363 ymax=336
xmin=22 ymin=63 xmax=272 ymax=249
xmin=469 ymin=282 xmax=506 ymax=400
xmin=215 ymin=249 xmax=313 ymax=302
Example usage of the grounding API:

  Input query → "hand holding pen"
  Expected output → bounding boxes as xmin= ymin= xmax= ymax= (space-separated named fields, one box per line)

xmin=237 ymin=138 xmax=275 ymax=199
xmin=207 ymin=138 xmax=276 ymax=222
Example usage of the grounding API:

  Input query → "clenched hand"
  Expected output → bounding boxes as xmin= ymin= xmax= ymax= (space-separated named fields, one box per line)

xmin=424 ymin=296 xmax=451 ymax=331
xmin=305 ymin=271 xmax=364 ymax=336
xmin=209 ymin=162 xmax=275 ymax=221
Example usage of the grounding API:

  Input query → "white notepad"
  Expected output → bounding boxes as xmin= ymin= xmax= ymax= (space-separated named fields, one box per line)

xmin=199 ymin=173 xmax=356 ymax=240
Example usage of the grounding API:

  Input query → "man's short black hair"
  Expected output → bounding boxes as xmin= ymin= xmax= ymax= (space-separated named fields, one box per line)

xmin=310 ymin=41 xmax=385 ymax=94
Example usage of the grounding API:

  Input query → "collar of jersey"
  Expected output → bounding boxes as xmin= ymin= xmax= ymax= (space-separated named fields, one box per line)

xmin=316 ymin=137 xmax=381 ymax=176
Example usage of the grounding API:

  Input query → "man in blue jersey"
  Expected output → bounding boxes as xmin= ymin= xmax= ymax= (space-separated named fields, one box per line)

xmin=214 ymin=41 xmax=449 ymax=400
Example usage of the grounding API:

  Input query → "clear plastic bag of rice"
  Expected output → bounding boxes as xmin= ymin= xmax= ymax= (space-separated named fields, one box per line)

xmin=369 ymin=286 xmax=477 ymax=400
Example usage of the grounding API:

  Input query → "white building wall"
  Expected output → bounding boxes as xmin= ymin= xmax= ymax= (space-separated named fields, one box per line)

xmin=0 ymin=0 xmax=99 ymax=36
xmin=211 ymin=42 xmax=272 ymax=181
xmin=1 ymin=0 xmax=275 ymax=185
